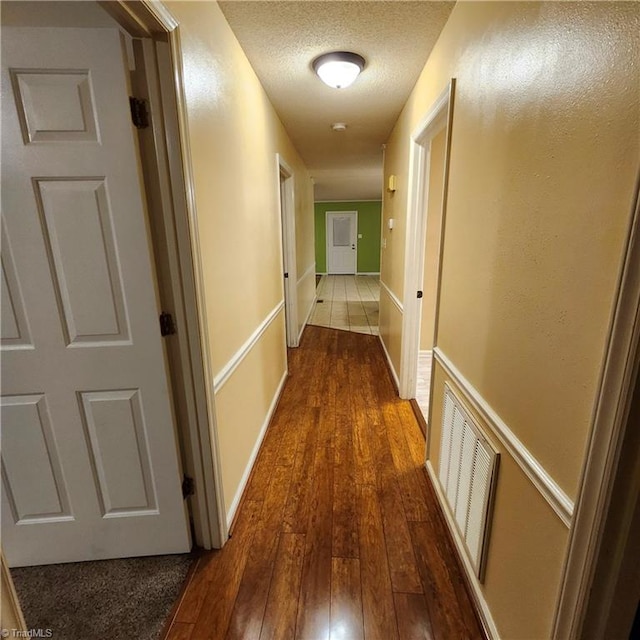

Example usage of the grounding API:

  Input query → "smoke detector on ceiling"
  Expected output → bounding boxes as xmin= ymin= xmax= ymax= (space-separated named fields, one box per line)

xmin=331 ymin=122 xmax=347 ymax=132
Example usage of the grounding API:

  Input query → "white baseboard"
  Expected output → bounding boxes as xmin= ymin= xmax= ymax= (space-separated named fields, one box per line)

xmin=357 ymin=271 xmax=381 ymax=276
xmin=225 ymin=369 xmax=288 ymax=527
xmin=299 ymin=292 xmax=318 ymax=344
xmin=425 ymin=460 xmax=501 ymax=640
xmin=378 ymin=334 xmax=400 ymax=392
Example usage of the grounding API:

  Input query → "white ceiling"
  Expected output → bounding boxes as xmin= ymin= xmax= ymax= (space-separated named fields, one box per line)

xmin=218 ymin=1 xmax=454 ymax=201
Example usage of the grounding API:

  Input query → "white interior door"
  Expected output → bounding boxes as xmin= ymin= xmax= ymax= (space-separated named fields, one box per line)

xmin=326 ymin=212 xmax=357 ymax=274
xmin=1 ymin=27 xmax=191 ymax=566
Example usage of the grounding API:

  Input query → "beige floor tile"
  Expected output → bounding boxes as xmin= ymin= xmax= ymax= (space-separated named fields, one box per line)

xmin=309 ymin=274 xmax=379 ymax=336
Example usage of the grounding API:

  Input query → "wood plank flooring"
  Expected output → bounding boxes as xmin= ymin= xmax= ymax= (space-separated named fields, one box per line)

xmin=165 ymin=326 xmax=483 ymax=640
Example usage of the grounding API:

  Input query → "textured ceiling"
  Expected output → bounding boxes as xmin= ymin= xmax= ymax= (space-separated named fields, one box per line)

xmin=1 ymin=1 xmax=118 ymax=27
xmin=218 ymin=1 xmax=454 ymax=201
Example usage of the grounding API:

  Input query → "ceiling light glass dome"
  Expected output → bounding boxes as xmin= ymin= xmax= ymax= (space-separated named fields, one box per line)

xmin=312 ymin=52 xmax=366 ymax=89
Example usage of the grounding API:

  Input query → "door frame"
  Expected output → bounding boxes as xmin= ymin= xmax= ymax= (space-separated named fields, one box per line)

xmin=552 ymin=171 xmax=640 ymax=638
xmin=399 ymin=80 xmax=456 ymax=403
xmin=326 ymin=211 xmax=358 ymax=274
xmin=101 ymin=0 xmax=228 ymax=549
xmin=277 ymin=154 xmax=299 ymax=348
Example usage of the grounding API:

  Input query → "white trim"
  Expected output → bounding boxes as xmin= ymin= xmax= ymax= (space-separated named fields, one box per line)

xmin=213 ymin=301 xmax=285 ymax=393
xmin=2 ymin=552 xmax=27 ymax=632
xmin=111 ymin=0 xmax=226 ymax=549
xmin=296 ymin=262 xmax=316 ymax=286
xmin=425 ymin=461 xmax=501 ymax=640
xmin=299 ymin=292 xmax=318 ymax=344
xmin=225 ymin=369 xmax=288 ymax=526
xmin=553 ymin=174 xmax=640 ymax=638
xmin=378 ymin=335 xmax=400 ymax=391
xmin=277 ymin=154 xmax=299 ymax=348
xmin=141 ymin=0 xmax=178 ymax=29
xmin=135 ymin=36 xmax=217 ymax=550
xmin=326 ymin=210 xmax=358 ymax=274
xmin=399 ymin=80 xmax=455 ymax=401
xmin=380 ymin=279 xmax=404 ymax=313
xmin=356 ymin=271 xmax=381 ymax=276
xmin=162 ymin=26 xmax=228 ymax=548
xmin=433 ymin=347 xmax=574 ymax=527
xmin=297 ymin=263 xmax=317 ymax=344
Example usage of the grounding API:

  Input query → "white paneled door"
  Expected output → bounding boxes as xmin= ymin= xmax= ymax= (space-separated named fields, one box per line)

xmin=326 ymin=212 xmax=357 ymax=274
xmin=1 ymin=27 xmax=191 ymax=566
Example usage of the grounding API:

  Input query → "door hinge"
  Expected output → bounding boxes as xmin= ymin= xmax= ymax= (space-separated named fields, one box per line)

xmin=284 ymin=272 xmax=289 ymax=278
xmin=182 ymin=475 xmax=195 ymax=499
xmin=417 ymin=290 xmax=423 ymax=299
xmin=159 ymin=312 xmax=176 ymax=336
xmin=129 ymin=97 xmax=149 ymax=129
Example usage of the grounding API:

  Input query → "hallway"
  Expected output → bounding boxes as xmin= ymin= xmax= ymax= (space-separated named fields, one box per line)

xmin=165 ymin=326 xmax=482 ymax=639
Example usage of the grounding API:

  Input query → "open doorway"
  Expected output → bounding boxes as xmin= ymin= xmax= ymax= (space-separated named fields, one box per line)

xmin=399 ymin=81 xmax=456 ymax=432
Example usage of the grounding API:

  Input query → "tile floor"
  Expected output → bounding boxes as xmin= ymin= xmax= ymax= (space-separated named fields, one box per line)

xmin=309 ymin=275 xmax=380 ymax=335
xmin=416 ymin=350 xmax=433 ymax=420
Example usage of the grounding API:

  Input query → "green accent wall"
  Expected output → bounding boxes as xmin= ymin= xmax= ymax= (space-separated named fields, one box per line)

xmin=315 ymin=201 xmax=382 ymax=273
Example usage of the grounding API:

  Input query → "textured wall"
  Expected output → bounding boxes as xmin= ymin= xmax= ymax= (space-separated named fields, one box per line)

xmin=380 ymin=2 xmax=639 ymax=636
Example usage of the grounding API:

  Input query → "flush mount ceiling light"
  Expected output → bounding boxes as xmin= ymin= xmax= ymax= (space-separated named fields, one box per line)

xmin=312 ymin=51 xmax=366 ymax=89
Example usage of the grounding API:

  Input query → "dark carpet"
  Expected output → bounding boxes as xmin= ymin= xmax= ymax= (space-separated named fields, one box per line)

xmin=11 ymin=554 xmax=193 ymax=640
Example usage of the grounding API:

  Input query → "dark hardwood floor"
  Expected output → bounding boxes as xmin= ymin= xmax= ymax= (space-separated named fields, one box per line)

xmin=165 ymin=326 xmax=483 ymax=640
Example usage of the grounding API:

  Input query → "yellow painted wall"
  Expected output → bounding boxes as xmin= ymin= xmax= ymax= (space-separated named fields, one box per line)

xmin=430 ymin=363 xmax=569 ymax=639
xmin=379 ymin=287 xmax=403 ymax=381
xmin=166 ymin=1 xmax=314 ymax=515
xmin=381 ymin=1 xmax=639 ymax=636
xmin=214 ymin=316 xmax=287 ymax=512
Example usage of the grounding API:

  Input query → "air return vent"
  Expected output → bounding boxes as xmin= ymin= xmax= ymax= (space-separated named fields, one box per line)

xmin=438 ymin=383 xmax=499 ymax=581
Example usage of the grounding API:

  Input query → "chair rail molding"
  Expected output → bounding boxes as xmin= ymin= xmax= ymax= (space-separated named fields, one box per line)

xmin=433 ymin=347 xmax=574 ymax=527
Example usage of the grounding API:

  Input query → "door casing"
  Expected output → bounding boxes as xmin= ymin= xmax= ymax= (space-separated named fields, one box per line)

xmin=277 ymin=154 xmax=299 ymax=348
xmin=552 ymin=171 xmax=640 ymax=638
xmin=399 ymin=80 xmax=456 ymax=411
xmin=100 ymin=0 xmax=228 ymax=549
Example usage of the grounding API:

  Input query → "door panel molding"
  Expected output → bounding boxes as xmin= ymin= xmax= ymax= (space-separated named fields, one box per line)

xmin=1 ymin=24 xmax=191 ymax=565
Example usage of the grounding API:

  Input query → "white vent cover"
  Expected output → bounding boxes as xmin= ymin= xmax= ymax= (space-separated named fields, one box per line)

xmin=438 ymin=383 xmax=499 ymax=581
